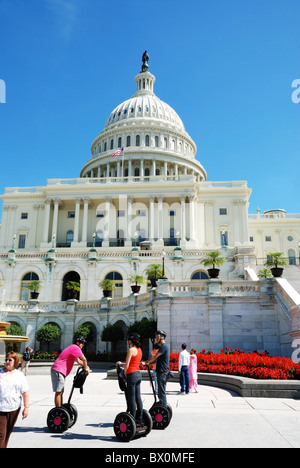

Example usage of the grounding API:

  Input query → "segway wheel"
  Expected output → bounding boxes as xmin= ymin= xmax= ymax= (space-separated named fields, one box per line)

xmin=47 ymin=407 xmax=71 ymax=433
xmin=63 ymin=403 xmax=78 ymax=428
xmin=114 ymin=412 xmax=136 ymax=442
xmin=167 ymin=403 xmax=173 ymax=420
xmin=149 ymin=404 xmax=171 ymax=430
xmin=141 ymin=409 xmax=153 ymax=437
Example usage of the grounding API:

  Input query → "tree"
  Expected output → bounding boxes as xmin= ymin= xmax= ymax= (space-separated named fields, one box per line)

xmin=73 ymin=323 xmax=94 ymax=344
xmin=127 ymin=318 xmax=157 ymax=347
xmin=101 ymin=323 xmax=124 ymax=353
xmin=36 ymin=324 xmax=61 ymax=352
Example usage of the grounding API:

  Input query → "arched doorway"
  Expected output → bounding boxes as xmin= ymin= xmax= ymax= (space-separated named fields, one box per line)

xmin=61 ymin=271 xmax=81 ymax=301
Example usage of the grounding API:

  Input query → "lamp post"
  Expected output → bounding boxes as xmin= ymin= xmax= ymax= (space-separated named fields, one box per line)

xmin=161 ymin=249 xmax=167 ymax=279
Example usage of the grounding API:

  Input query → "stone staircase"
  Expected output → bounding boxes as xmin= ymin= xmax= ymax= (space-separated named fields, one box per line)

xmin=280 ymin=265 xmax=300 ymax=296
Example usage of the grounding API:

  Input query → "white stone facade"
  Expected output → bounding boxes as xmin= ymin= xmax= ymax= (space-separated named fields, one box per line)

xmin=0 ymin=57 xmax=299 ymax=356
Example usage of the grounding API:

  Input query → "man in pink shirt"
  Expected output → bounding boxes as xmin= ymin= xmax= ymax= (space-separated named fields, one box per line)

xmin=51 ymin=336 xmax=90 ymax=407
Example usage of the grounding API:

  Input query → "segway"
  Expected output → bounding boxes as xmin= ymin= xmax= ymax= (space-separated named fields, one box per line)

xmin=113 ymin=365 xmax=153 ymax=442
xmin=47 ymin=367 xmax=88 ymax=433
xmin=147 ymin=365 xmax=172 ymax=430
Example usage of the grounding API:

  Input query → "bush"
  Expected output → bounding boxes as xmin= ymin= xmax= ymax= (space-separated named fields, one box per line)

xmin=166 ymin=348 xmax=300 ymax=380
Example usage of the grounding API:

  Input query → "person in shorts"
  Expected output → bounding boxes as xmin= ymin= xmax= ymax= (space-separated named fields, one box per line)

xmin=51 ymin=336 xmax=90 ymax=407
xmin=20 ymin=346 xmax=34 ymax=376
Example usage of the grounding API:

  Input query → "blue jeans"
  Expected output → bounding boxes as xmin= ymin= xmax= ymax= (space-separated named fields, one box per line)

xmin=180 ymin=366 xmax=190 ymax=394
xmin=157 ymin=372 xmax=168 ymax=407
xmin=125 ymin=371 xmax=143 ymax=423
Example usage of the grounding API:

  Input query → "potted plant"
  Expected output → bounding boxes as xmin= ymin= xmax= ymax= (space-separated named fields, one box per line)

xmin=26 ymin=280 xmax=42 ymax=300
xmin=99 ymin=279 xmax=116 ymax=298
xmin=128 ymin=274 xmax=146 ymax=294
xmin=258 ymin=268 xmax=273 ymax=279
xmin=145 ymin=264 xmax=163 ymax=288
xmin=264 ymin=252 xmax=288 ymax=278
xmin=66 ymin=281 xmax=80 ymax=300
xmin=202 ymin=251 xmax=226 ymax=278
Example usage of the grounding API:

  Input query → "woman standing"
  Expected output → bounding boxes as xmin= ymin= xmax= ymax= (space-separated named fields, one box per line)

xmin=189 ymin=349 xmax=198 ymax=393
xmin=0 ymin=351 xmax=30 ymax=448
xmin=117 ymin=332 xmax=143 ymax=425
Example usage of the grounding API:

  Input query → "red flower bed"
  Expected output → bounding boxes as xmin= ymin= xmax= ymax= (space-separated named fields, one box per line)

xmin=168 ymin=348 xmax=300 ymax=380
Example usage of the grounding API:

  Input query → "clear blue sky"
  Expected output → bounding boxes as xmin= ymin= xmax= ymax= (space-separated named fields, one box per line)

xmin=0 ymin=0 xmax=299 ymax=214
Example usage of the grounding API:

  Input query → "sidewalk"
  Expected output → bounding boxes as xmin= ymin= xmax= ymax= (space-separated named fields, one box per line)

xmin=7 ymin=369 xmax=300 ymax=449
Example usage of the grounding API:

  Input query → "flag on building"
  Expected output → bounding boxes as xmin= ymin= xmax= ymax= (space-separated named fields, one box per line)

xmin=112 ymin=147 xmax=124 ymax=157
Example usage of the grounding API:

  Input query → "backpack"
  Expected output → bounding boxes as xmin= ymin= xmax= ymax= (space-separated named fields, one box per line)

xmin=73 ymin=368 xmax=88 ymax=394
xmin=23 ymin=351 xmax=31 ymax=362
xmin=117 ymin=365 xmax=127 ymax=392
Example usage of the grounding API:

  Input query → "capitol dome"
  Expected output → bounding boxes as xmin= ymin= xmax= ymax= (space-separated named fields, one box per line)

xmin=80 ymin=53 xmax=206 ymax=181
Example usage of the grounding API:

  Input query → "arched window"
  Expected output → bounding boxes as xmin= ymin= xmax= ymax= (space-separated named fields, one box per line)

xmin=62 ymin=271 xmax=80 ymax=301
xmin=145 ymin=167 xmax=150 ymax=181
xmin=105 ymin=272 xmax=123 ymax=298
xmin=21 ymin=272 xmax=39 ymax=301
xmin=136 ymin=135 xmax=140 ymax=146
xmin=110 ymin=139 xmax=114 ymax=150
xmin=145 ymin=135 xmax=150 ymax=146
xmin=191 ymin=270 xmax=209 ymax=280
xmin=155 ymin=136 xmax=159 ymax=147
xmin=126 ymin=135 xmax=131 ymax=147
xmin=288 ymin=249 xmax=296 ymax=265
xmin=118 ymin=137 xmax=122 ymax=147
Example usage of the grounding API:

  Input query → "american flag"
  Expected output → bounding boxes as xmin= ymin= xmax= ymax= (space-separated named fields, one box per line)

xmin=112 ymin=147 xmax=124 ymax=157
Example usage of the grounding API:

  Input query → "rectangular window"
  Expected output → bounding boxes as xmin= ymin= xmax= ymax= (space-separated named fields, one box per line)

xmin=265 ymin=236 xmax=272 ymax=242
xmin=169 ymin=210 xmax=176 ymax=216
xmin=68 ymin=211 xmax=75 ymax=218
xmin=21 ymin=213 xmax=28 ymax=219
xmin=219 ymin=208 xmax=227 ymax=215
xmin=250 ymin=236 xmax=254 ymax=242
xmin=96 ymin=210 xmax=104 ymax=218
xmin=18 ymin=234 xmax=26 ymax=249
xmin=118 ymin=210 xmax=125 ymax=217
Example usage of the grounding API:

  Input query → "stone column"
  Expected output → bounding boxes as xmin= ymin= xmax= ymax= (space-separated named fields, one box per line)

xmin=52 ymin=199 xmax=60 ymax=239
xmin=42 ymin=199 xmax=52 ymax=246
xmin=149 ymin=196 xmax=155 ymax=241
xmin=73 ymin=198 xmax=81 ymax=244
xmin=180 ymin=196 xmax=186 ymax=242
xmin=157 ymin=195 xmax=164 ymax=244
xmin=102 ymin=197 xmax=111 ymax=247
xmin=81 ymin=198 xmax=90 ymax=245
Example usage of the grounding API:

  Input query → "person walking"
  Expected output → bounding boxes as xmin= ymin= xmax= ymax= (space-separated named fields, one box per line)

xmin=189 ymin=349 xmax=198 ymax=393
xmin=145 ymin=330 xmax=169 ymax=408
xmin=179 ymin=343 xmax=190 ymax=394
xmin=21 ymin=346 xmax=34 ymax=376
xmin=116 ymin=332 xmax=143 ymax=426
xmin=0 ymin=351 xmax=30 ymax=448
xmin=51 ymin=336 xmax=90 ymax=408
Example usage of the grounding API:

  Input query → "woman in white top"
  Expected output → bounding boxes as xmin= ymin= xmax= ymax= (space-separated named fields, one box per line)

xmin=0 ymin=351 xmax=30 ymax=448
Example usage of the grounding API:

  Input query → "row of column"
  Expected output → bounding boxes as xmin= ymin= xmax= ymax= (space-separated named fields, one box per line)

xmin=85 ymin=158 xmax=199 ymax=180
xmin=41 ymin=195 xmax=197 ymax=247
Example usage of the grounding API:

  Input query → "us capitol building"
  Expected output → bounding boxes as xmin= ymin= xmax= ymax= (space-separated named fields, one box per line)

xmin=1 ymin=52 xmax=300 ymax=356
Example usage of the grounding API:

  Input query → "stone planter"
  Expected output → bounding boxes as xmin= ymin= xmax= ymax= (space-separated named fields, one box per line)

xmin=271 ymin=267 xmax=284 ymax=278
xmin=207 ymin=268 xmax=220 ymax=279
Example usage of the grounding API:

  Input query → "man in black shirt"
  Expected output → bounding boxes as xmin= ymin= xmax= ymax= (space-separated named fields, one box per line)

xmin=145 ymin=330 xmax=170 ymax=407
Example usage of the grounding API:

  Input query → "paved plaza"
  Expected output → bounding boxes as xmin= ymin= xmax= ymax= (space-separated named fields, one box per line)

xmin=7 ymin=368 xmax=300 ymax=449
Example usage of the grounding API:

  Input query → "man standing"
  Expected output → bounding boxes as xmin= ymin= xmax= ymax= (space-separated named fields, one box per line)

xmin=145 ymin=330 xmax=169 ymax=408
xmin=51 ymin=336 xmax=90 ymax=407
xmin=179 ymin=343 xmax=190 ymax=394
